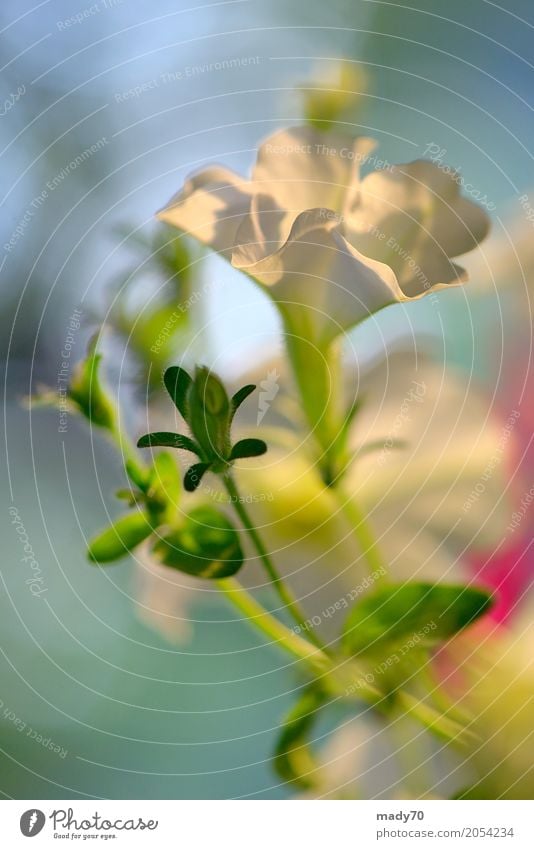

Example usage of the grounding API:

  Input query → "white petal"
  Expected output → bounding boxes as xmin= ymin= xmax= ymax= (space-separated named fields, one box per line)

xmin=346 ymin=159 xmax=490 ymax=294
xmin=252 ymin=126 xmax=376 ymax=217
xmin=157 ymin=166 xmax=251 ymax=257
xmin=350 ymin=352 xmax=515 ymax=556
xmin=232 ymin=207 xmax=402 ymax=346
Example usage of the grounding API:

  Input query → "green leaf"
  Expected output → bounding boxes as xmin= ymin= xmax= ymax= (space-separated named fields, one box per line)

xmin=153 ymin=505 xmax=244 ymax=579
xmin=274 ymin=687 xmax=326 ymax=789
xmin=137 ymin=431 xmax=201 ymax=455
xmin=68 ymin=337 xmax=116 ymax=430
xmin=163 ymin=366 xmax=192 ymax=420
xmin=187 ymin=367 xmax=231 ymax=462
xmin=125 ymin=460 xmax=150 ymax=491
xmin=184 ymin=462 xmax=210 ymax=492
xmin=147 ymin=452 xmax=181 ymax=518
xmin=115 ymin=488 xmax=144 ymax=507
xmin=332 ymin=397 xmax=364 ymax=456
xmin=343 ymin=582 xmax=493 ymax=657
xmin=230 ymin=384 xmax=256 ymax=422
xmin=230 ymin=438 xmax=267 ymax=460
xmin=88 ymin=512 xmax=153 ymax=563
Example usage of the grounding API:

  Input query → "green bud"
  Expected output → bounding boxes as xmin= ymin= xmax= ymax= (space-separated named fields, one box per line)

xmin=88 ymin=512 xmax=153 ymax=563
xmin=68 ymin=339 xmax=116 ymax=431
xmin=152 ymin=505 xmax=244 ymax=579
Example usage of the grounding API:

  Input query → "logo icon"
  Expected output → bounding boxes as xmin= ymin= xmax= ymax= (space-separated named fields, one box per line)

xmin=20 ymin=810 xmax=45 ymax=837
xmin=257 ymin=369 xmax=280 ymax=424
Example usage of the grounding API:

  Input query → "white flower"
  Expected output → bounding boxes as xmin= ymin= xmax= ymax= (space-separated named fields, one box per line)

xmin=467 ymin=199 xmax=534 ymax=296
xmin=158 ymin=126 xmax=489 ymax=347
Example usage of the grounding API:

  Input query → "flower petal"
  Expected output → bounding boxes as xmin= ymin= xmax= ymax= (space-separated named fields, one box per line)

xmin=252 ymin=126 xmax=376 ymax=217
xmin=232 ymin=206 xmax=402 ymax=345
xmin=346 ymin=159 xmax=490 ymax=294
xmin=157 ymin=166 xmax=251 ymax=256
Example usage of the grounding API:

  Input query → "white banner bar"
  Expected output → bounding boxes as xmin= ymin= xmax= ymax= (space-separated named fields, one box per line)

xmin=1 ymin=800 xmax=533 ymax=847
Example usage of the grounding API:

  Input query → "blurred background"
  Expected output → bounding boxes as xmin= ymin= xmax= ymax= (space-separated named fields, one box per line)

xmin=1 ymin=0 xmax=533 ymax=799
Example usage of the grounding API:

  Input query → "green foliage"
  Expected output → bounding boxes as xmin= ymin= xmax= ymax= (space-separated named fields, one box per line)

xmin=183 ymin=462 xmax=210 ymax=492
xmin=88 ymin=512 xmax=153 ymax=563
xmin=106 ymin=225 xmax=196 ymax=390
xmin=145 ymin=451 xmax=181 ymax=520
xmin=343 ymin=582 xmax=493 ymax=657
xmin=230 ymin=384 xmax=256 ymax=422
xmin=273 ymin=686 xmax=326 ymax=789
xmin=137 ymin=364 xmax=268 ymax=492
xmin=163 ymin=366 xmax=192 ymax=420
xmin=187 ymin=367 xmax=231 ymax=464
xmin=153 ymin=505 xmax=244 ymax=578
xmin=68 ymin=337 xmax=116 ymax=430
xmin=137 ymin=432 xmax=201 ymax=455
xmin=229 ymin=439 xmax=267 ymax=460
xmin=89 ymin=449 xmax=182 ymax=563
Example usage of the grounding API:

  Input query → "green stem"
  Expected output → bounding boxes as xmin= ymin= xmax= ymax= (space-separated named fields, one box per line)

xmin=217 ymin=578 xmax=330 ymax=675
xmin=217 ymin=578 xmax=380 ymax=702
xmin=282 ymin=317 xmax=342 ymax=485
xmin=336 ymin=484 xmax=388 ymax=578
xmin=110 ymin=419 xmax=147 ymax=485
xmin=281 ymin=318 xmax=388 ymax=579
xmin=218 ymin=580 xmax=462 ymax=744
xmin=222 ymin=474 xmax=329 ymax=652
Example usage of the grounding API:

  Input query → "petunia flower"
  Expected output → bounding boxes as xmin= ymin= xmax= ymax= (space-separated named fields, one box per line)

xmin=158 ymin=126 xmax=490 ymax=349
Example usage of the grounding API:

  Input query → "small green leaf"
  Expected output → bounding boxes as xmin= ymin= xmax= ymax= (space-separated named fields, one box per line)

xmin=147 ymin=452 xmax=181 ymax=518
xmin=333 ymin=397 xmax=364 ymax=455
xmin=343 ymin=582 xmax=493 ymax=657
xmin=137 ymin=431 xmax=201 ymax=455
xmin=230 ymin=384 xmax=256 ymax=421
xmin=184 ymin=462 xmax=210 ymax=492
xmin=163 ymin=366 xmax=192 ymax=420
xmin=274 ymin=687 xmax=326 ymax=789
xmin=125 ymin=460 xmax=150 ymax=491
xmin=230 ymin=438 xmax=268 ymax=460
xmin=115 ymin=488 xmax=145 ymax=507
xmin=153 ymin=505 xmax=244 ymax=578
xmin=68 ymin=338 xmax=116 ymax=430
xmin=187 ymin=367 xmax=231 ymax=461
xmin=88 ymin=512 xmax=153 ymax=563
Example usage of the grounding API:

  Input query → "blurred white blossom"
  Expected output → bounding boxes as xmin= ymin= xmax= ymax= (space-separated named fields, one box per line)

xmin=158 ymin=126 xmax=489 ymax=348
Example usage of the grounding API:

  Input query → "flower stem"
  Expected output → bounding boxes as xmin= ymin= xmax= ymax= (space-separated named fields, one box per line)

xmin=280 ymin=318 xmax=389 ymax=579
xmin=222 ymin=473 xmax=329 ymax=652
xmin=110 ymin=419 xmax=147 ymax=485
xmin=282 ymin=318 xmax=342 ymax=485
xmin=217 ymin=578 xmax=378 ymax=702
xmin=336 ymin=484 xmax=388 ymax=578
xmin=217 ymin=577 xmax=330 ymax=675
